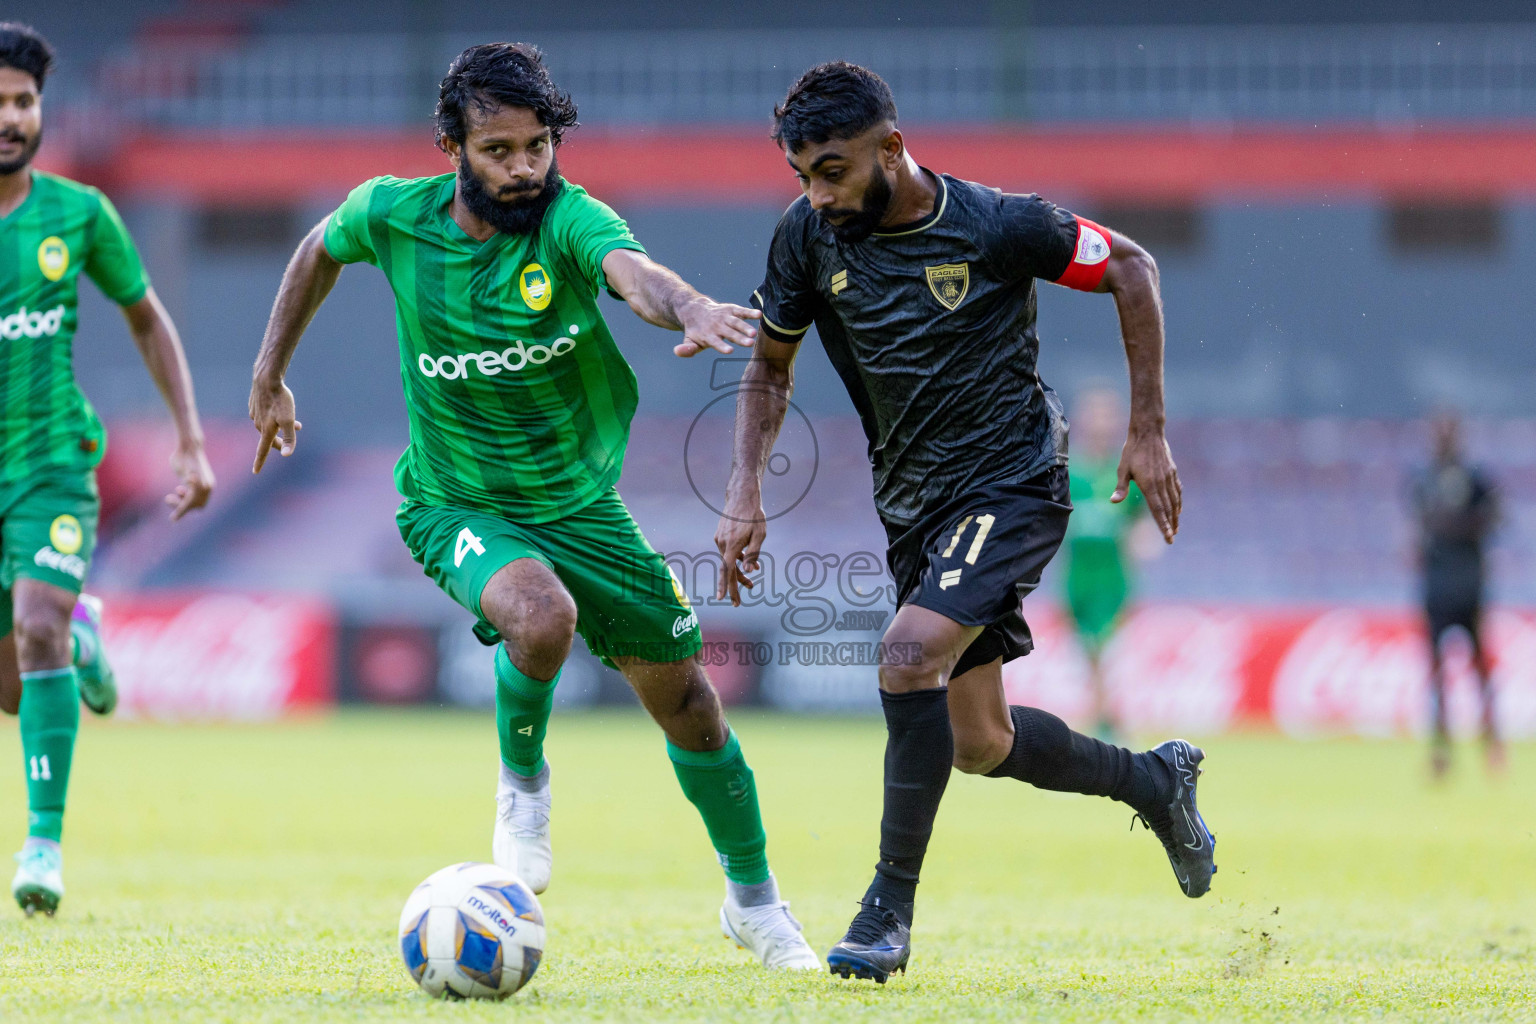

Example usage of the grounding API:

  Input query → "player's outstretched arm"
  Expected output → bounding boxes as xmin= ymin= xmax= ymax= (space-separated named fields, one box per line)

xmin=1096 ymin=231 xmax=1181 ymax=543
xmin=714 ymin=334 xmax=800 ymax=606
xmin=249 ymin=220 xmax=343 ymax=473
xmin=600 ymin=249 xmax=761 ymax=358
xmin=121 ymin=287 xmax=215 ymax=520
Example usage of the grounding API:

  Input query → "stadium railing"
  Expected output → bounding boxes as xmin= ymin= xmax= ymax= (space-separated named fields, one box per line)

xmin=62 ymin=24 xmax=1536 ymax=131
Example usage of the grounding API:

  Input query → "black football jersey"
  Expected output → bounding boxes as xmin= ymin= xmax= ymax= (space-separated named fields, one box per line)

xmin=752 ymin=171 xmax=1110 ymax=525
xmin=1412 ymin=459 xmax=1496 ymax=592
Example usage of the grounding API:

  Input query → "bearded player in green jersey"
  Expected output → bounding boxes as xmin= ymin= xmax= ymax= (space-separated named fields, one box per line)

xmin=249 ymin=43 xmax=818 ymax=970
xmin=0 ymin=25 xmax=215 ymax=915
xmin=1063 ymin=389 xmax=1156 ymax=741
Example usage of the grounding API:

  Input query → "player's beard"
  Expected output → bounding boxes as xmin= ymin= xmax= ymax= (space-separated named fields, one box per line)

xmin=821 ymin=165 xmax=894 ymax=244
xmin=458 ymin=156 xmax=565 ymax=236
xmin=0 ymin=124 xmax=41 ymax=176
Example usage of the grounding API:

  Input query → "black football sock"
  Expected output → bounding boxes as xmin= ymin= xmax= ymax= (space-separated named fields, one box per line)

xmin=864 ymin=687 xmax=953 ymax=914
xmin=984 ymin=705 xmax=1169 ymax=814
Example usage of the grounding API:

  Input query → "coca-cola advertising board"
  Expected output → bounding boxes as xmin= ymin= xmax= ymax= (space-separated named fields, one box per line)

xmin=1002 ymin=605 xmax=1536 ymax=738
xmin=102 ymin=593 xmax=336 ymax=719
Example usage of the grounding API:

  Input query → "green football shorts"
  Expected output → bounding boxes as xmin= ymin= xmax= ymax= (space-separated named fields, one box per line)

xmin=397 ymin=486 xmax=701 ymax=668
xmin=0 ymin=471 xmax=99 ymax=630
xmin=1064 ymin=573 xmax=1129 ymax=654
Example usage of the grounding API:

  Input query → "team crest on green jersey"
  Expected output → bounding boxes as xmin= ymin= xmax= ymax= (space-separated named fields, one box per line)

xmin=925 ymin=263 xmax=969 ymax=310
xmin=38 ymin=236 xmax=69 ymax=282
xmin=519 ymin=263 xmax=552 ymax=311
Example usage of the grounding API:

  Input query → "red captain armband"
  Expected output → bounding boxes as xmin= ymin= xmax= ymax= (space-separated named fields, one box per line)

xmin=1053 ymin=216 xmax=1112 ymax=291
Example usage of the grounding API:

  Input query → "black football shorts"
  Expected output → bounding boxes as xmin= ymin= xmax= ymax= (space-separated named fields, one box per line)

xmin=1425 ymin=595 xmax=1482 ymax=644
xmin=882 ymin=466 xmax=1072 ymax=678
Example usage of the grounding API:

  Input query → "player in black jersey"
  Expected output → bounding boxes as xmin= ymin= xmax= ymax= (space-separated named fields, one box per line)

xmin=706 ymin=63 xmax=1217 ymax=982
xmin=1411 ymin=412 xmax=1502 ymax=777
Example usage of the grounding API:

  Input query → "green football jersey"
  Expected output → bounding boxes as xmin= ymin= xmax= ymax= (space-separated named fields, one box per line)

xmin=0 ymin=171 xmax=149 ymax=488
xmin=1065 ymin=457 xmax=1144 ymax=584
xmin=324 ymin=174 xmax=647 ymax=523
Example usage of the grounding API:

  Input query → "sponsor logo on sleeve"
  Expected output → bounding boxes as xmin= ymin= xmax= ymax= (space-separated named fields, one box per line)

xmin=38 ymin=237 xmax=69 ymax=281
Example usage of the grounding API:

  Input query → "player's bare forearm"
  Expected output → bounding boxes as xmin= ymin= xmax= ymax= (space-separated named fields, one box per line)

xmin=600 ymin=249 xmax=760 ymax=357
xmin=714 ymin=336 xmax=797 ymax=604
xmin=619 ymin=256 xmax=702 ymax=329
xmin=248 ymin=223 xmax=341 ymax=471
xmin=1099 ymin=231 xmax=1181 ymax=541
xmin=123 ymin=288 xmax=204 ymax=448
xmin=253 ymin=222 xmax=342 ymax=389
xmin=1098 ymin=233 xmax=1166 ymax=432
xmin=121 ymin=288 xmax=215 ymax=518
xmin=726 ymin=346 xmax=795 ymax=504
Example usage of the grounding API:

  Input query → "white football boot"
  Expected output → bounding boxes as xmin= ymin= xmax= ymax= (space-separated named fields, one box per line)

xmin=11 ymin=840 xmax=63 ymax=916
xmin=721 ymin=880 xmax=821 ymax=970
xmin=493 ymin=761 xmax=552 ymax=894
xmin=73 ymin=593 xmax=117 ymax=716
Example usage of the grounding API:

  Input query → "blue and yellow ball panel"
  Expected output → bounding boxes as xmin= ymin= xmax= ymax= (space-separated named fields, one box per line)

xmin=518 ymin=945 xmax=543 ymax=989
xmin=399 ymin=911 xmax=429 ymax=982
xmin=479 ymin=881 xmax=544 ymax=925
xmin=455 ymin=910 xmax=504 ymax=989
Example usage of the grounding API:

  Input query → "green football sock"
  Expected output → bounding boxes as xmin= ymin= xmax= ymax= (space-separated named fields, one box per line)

xmin=668 ymin=730 xmax=770 ymax=885
xmin=494 ymin=645 xmax=558 ymax=777
xmin=18 ymin=667 xmax=79 ymax=843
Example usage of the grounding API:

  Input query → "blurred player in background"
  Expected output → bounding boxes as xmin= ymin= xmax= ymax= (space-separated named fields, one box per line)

xmin=1411 ymin=411 xmax=1501 ymax=777
xmin=1061 ymin=387 xmax=1160 ymax=742
xmin=714 ymin=62 xmax=1214 ymax=983
xmin=249 ymin=43 xmax=818 ymax=970
xmin=0 ymin=24 xmax=215 ymax=915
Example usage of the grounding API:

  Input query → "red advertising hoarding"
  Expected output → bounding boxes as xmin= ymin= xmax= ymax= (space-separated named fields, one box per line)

xmin=87 ymin=590 xmax=1536 ymax=735
xmin=1003 ymin=605 xmax=1536 ymax=739
xmin=102 ymin=593 xmax=336 ymax=720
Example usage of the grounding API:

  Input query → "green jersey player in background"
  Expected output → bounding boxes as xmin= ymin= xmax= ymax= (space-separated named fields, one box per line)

xmin=1062 ymin=388 xmax=1157 ymax=742
xmin=249 ymin=43 xmax=818 ymax=970
xmin=0 ymin=24 xmax=215 ymax=915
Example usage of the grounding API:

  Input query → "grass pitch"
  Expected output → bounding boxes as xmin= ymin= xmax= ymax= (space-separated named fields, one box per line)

xmin=0 ymin=710 xmax=1532 ymax=1022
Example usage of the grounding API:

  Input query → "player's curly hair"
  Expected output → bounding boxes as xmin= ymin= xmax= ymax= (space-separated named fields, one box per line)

xmin=0 ymin=23 xmax=55 ymax=91
xmin=772 ymin=61 xmax=897 ymax=152
xmin=435 ymin=42 xmax=579 ymax=150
